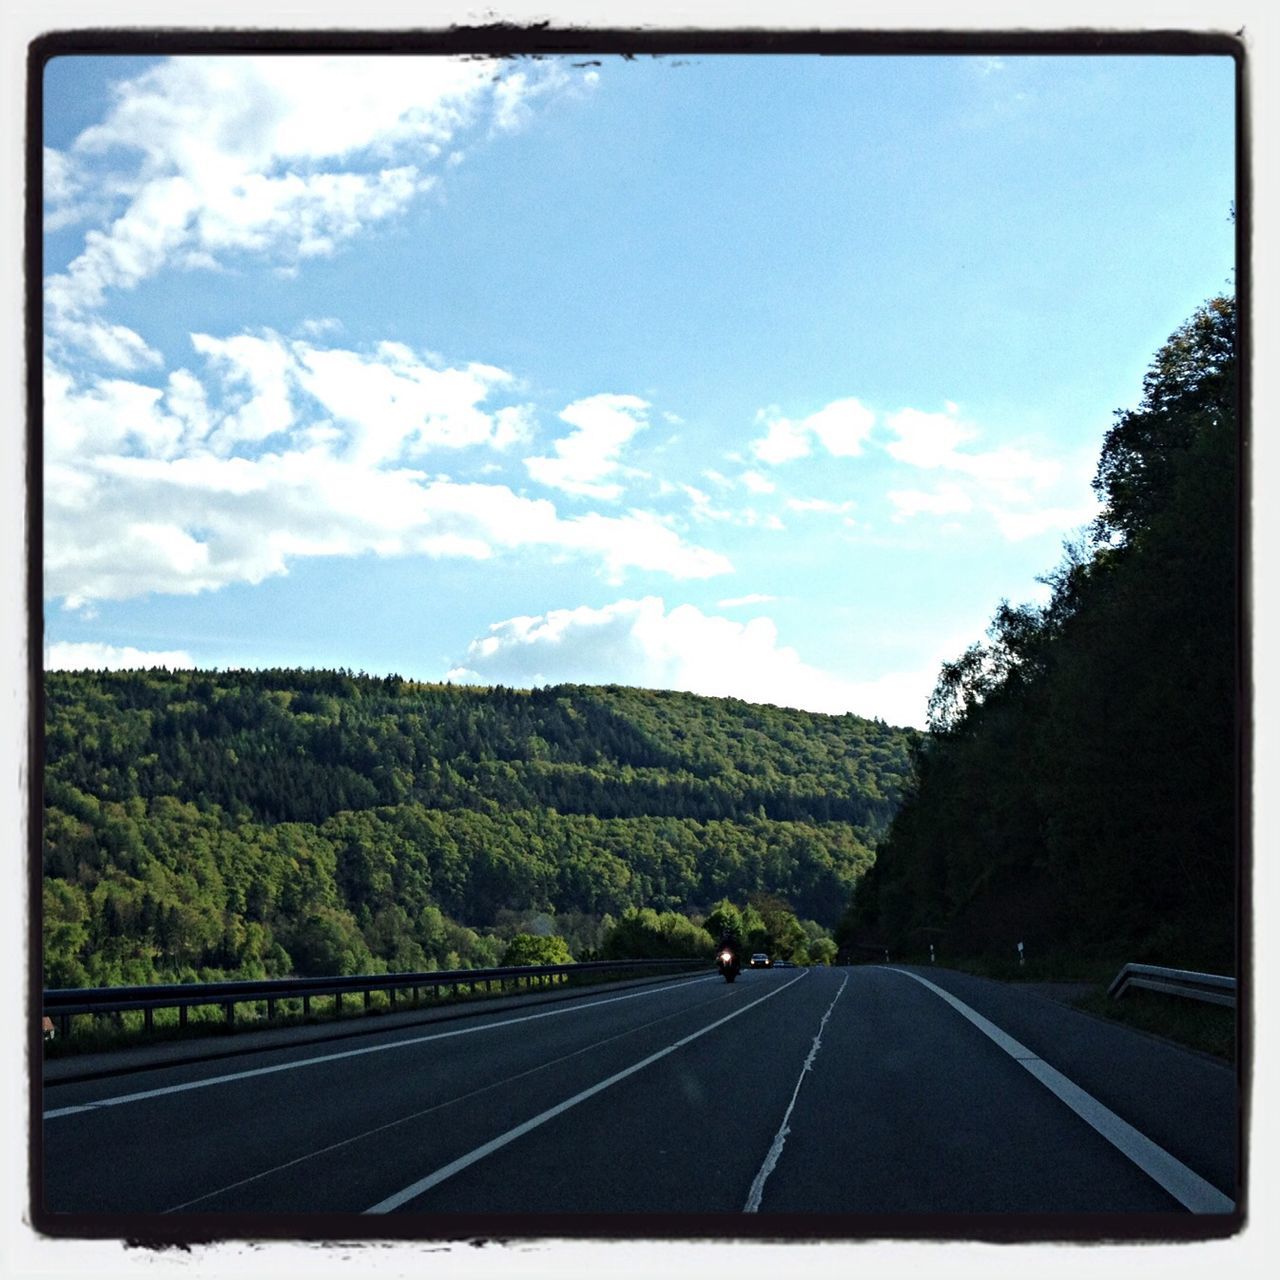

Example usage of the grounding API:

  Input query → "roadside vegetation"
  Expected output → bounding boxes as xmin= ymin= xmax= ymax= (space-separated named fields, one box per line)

xmin=841 ymin=295 xmax=1239 ymax=981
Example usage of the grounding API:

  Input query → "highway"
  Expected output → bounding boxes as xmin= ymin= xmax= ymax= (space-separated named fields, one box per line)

xmin=39 ymin=965 xmax=1238 ymax=1223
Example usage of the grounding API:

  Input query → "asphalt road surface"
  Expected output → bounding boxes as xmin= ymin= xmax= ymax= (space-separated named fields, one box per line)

xmin=39 ymin=965 xmax=1239 ymax=1226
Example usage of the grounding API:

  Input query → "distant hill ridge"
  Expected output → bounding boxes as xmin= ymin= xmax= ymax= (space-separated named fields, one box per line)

xmin=41 ymin=668 xmax=918 ymax=986
xmin=44 ymin=670 xmax=917 ymax=830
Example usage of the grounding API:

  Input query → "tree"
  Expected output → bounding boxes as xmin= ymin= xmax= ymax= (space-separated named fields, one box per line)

xmin=283 ymin=907 xmax=375 ymax=977
xmin=702 ymin=899 xmax=744 ymax=948
xmin=849 ymin=293 xmax=1238 ymax=967
xmin=500 ymin=933 xmax=574 ymax=967
xmin=1093 ymin=295 xmax=1236 ymax=546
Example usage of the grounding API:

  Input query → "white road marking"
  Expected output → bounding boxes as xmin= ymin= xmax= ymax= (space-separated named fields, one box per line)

xmin=884 ymin=967 xmax=1235 ymax=1214
xmin=743 ymin=971 xmax=848 ymax=1212
xmin=164 ymin=982 xmax=743 ymax=1213
xmin=364 ymin=970 xmax=810 ymax=1213
xmin=43 ymin=973 xmax=718 ymax=1121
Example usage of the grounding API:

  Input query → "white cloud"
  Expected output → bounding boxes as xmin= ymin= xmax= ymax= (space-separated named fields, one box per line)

xmin=43 ymin=346 xmax=731 ymax=609
xmin=298 ymin=317 xmax=343 ymax=339
xmin=752 ymin=413 xmax=811 ymax=465
xmin=525 ymin=393 xmax=651 ymax=500
xmin=50 ymin=317 xmax=163 ymax=372
xmin=292 ymin=340 xmax=516 ymax=464
xmin=880 ymin=403 xmax=1094 ymax=541
xmin=445 ymin=596 xmax=932 ymax=725
xmin=717 ymin=593 xmax=778 ymax=608
xmin=44 ymin=56 xmax=578 ymax=339
xmin=883 ymin=406 xmax=978 ymax=470
xmin=191 ymin=332 xmax=296 ymax=452
xmin=804 ymin=398 xmax=877 ymax=456
xmin=680 ymin=484 xmax=735 ymax=524
xmin=987 ymin=503 xmax=1099 ymax=542
xmin=887 ymin=484 xmax=974 ymax=521
xmin=751 ymin=397 xmax=876 ymax=466
xmin=45 ymin=641 xmax=195 ymax=671
xmin=740 ymin=470 xmax=775 ymax=495
xmin=786 ymin=497 xmax=856 ymax=516
xmin=883 ymin=405 xmax=1061 ymax=499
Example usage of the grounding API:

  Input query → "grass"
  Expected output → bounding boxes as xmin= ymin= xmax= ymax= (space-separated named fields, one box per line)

xmin=1071 ymin=987 xmax=1236 ymax=1063
xmin=42 ymin=975 xmax=562 ymax=1058
xmin=878 ymin=949 xmax=1236 ymax=1063
xmin=41 ymin=964 xmax=695 ymax=1059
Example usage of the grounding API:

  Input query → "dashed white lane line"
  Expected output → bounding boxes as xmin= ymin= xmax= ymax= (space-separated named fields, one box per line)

xmin=43 ymin=974 xmax=719 ymax=1121
xmin=884 ymin=967 xmax=1235 ymax=1214
xmin=744 ymin=971 xmax=848 ymax=1212
xmin=364 ymin=970 xmax=810 ymax=1213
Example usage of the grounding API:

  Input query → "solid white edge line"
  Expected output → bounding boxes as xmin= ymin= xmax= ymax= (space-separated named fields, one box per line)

xmin=364 ymin=970 xmax=810 ymax=1214
xmin=743 ymin=971 xmax=848 ymax=1212
xmin=883 ymin=967 xmax=1235 ymax=1214
xmin=43 ymin=972 xmax=719 ymax=1121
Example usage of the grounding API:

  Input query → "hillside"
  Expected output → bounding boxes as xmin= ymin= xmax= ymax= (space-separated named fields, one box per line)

xmin=842 ymin=295 xmax=1238 ymax=973
xmin=42 ymin=672 xmax=918 ymax=986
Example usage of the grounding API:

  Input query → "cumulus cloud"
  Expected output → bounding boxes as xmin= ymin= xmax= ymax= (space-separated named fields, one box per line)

xmin=445 ymin=596 xmax=933 ymax=725
xmin=43 ymin=56 xmax=580 ymax=353
xmin=43 ymin=342 xmax=731 ymax=609
xmin=45 ymin=641 xmax=195 ymax=671
xmin=880 ymin=403 xmax=1097 ymax=541
xmin=751 ymin=397 xmax=876 ymax=466
xmin=882 ymin=405 xmax=1061 ymax=497
xmin=525 ymin=393 xmax=652 ymax=500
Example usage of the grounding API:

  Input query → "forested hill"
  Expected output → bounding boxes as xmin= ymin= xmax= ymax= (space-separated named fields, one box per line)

xmin=843 ymin=295 xmax=1238 ymax=973
xmin=42 ymin=673 xmax=917 ymax=987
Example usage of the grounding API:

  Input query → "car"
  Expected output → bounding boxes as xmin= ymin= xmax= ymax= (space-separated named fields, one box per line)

xmin=774 ymin=959 xmax=795 ymax=968
xmin=749 ymin=953 xmax=771 ymax=968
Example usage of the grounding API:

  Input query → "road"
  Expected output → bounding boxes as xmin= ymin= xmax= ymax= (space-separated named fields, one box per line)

xmin=39 ymin=965 xmax=1239 ymax=1225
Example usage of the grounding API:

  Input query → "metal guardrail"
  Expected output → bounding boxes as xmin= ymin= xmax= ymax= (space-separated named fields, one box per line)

xmin=1107 ymin=963 xmax=1236 ymax=1009
xmin=42 ymin=957 xmax=711 ymax=1039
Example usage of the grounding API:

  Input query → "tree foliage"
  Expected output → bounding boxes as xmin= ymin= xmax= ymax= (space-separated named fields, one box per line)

xmin=501 ymin=933 xmax=574 ymax=967
xmin=845 ymin=295 xmax=1239 ymax=971
xmin=42 ymin=678 xmax=894 ymax=985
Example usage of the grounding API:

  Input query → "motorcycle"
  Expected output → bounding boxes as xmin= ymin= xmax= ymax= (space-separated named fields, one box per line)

xmin=717 ymin=946 xmax=741 ymax=983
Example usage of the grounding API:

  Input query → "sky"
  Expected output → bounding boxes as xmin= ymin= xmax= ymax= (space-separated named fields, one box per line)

xmin=40 ymin=50 xmax=1237 ymax=728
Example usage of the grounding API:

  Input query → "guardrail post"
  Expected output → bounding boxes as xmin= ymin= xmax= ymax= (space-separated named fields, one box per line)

xmin=179 ymin=1004 xmax=188 ymax=1028
xmin=267 ymin=997 xmax=276 ymax=1021
xmin=144 ymin=1007 xmax=153 ymax=1033
xmin=334 ymin=992 xmax=342 ymax=1017
xmin=303 ymin=994 xmax=311 ymax=1017
xmin=224 ymin=1001 xmax=234 ymax=1025
xmin=364 ymin=990 xmax=371 ymax=1011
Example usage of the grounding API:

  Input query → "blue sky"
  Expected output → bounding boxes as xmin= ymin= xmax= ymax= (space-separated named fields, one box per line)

xmin=41 ymin=52 xmax=1236 ymax=727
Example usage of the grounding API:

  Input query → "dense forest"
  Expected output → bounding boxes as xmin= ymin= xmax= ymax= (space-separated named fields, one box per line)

xmin=841 ymin=296 xmax=1239 ymax=972
xmin=42 ymin=677 xmax=916 ymax=986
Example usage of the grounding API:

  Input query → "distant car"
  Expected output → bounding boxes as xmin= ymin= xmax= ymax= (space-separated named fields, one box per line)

xmin=749 ymin=953 xmax=771 ymax=968
xmin=774 ymin=959 xmax=795 ymax=968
